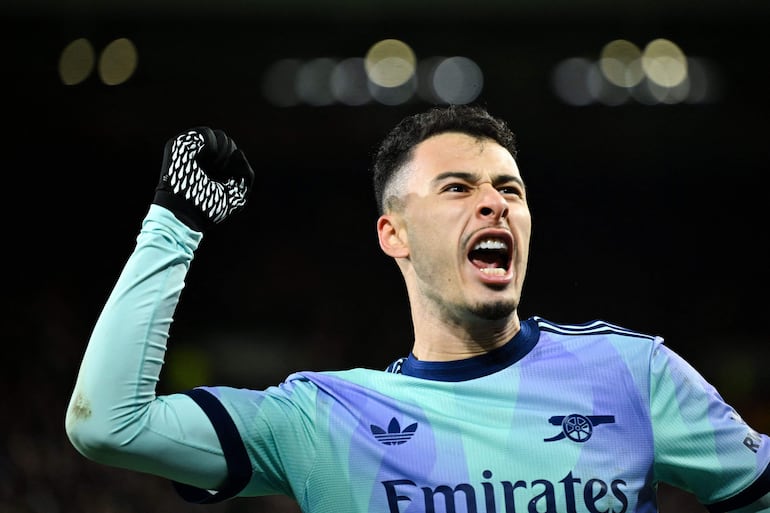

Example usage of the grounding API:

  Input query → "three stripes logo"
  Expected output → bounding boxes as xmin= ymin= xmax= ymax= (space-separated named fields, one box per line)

xmin=370 ymin=417 xmax=418 ymax=445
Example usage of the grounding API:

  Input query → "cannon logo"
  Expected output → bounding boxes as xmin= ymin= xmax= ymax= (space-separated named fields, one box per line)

xmin=544 ymin=414 xmax=615 ymax=443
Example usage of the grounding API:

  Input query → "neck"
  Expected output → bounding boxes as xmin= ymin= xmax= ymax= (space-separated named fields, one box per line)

xmin=410 ymin=309 xmax=521 ymax=362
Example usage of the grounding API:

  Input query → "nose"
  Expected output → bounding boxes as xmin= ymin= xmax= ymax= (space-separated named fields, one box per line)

xmin=476 ymin=184 xmax=509 ymax=220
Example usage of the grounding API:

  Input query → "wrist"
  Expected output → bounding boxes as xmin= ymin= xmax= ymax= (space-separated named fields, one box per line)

xmin=152 ymin=189 xmax=211 ymax=233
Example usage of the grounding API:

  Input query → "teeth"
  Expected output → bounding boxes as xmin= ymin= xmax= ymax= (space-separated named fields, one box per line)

xmin=473 ymin=239 xmax=508 ymax=251
xmin=480 ymin=268 xmax=506 ymax=276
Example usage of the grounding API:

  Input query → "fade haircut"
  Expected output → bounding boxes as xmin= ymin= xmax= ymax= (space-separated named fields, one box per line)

xmin=372 ymin=104 xmax=518 ymax=215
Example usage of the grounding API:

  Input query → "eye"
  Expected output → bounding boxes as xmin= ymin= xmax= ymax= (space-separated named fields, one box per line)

xmin=498 ymin=185 xmax=524 ymax=197
xmin=443 ymin=183 xmax=470 ymax=193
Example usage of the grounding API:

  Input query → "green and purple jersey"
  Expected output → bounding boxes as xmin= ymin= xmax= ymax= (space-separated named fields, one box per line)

xmin=67 ymin=205 xmax=770 ymax=513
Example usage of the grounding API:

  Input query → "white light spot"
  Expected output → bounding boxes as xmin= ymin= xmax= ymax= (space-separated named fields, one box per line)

xmin=296 ymin=57 xmax=337 ymax=106
xmin=368 ymin=74 xmax=416 ymax=105
xmin=587 ymin=63 xmax=630 ymax=106
xmin=551 ymin=57 xmax=594 ymax=106
xmin=684 ymin=57 xmax=722 ymax=104
xmin=432 ymin=56 xmax=483 ymax=105
xmin=330 ymin=57 xmax=371 ymax=106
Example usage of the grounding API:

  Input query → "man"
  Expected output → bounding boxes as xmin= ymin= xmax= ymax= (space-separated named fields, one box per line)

xmin=66 ymin=105 xmax=770 ymax=512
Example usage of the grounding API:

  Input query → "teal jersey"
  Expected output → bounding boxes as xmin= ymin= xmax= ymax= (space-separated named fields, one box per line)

xmin=179 ymin=319 xmax=770 ymax=512
xmin=67 ymin=206 xmax=770 ymax=513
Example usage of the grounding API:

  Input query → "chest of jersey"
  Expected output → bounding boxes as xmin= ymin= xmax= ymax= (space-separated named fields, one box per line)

xmin=308 ymin=359 xmax=654 ymax=513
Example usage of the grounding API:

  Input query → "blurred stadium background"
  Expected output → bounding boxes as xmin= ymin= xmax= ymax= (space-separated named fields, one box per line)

xmin=2 ymin=0 xmax=769 ymax=511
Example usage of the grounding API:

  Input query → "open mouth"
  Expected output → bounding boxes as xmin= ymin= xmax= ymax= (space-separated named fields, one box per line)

xmin=468 ymin=236 xmax=512 ymax=276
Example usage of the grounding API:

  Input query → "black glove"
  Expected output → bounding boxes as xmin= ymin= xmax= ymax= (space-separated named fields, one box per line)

xmin=153 ymin=127 xmax=255 ymax=232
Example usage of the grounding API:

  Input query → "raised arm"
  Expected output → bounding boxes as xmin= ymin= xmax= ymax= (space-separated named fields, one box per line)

xmin=65 ymin=127 xmax=255 ymax=490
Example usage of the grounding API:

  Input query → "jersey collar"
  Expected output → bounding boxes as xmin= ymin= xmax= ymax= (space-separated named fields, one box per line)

xmin=399 ymin=318 xmax=540 ymax=382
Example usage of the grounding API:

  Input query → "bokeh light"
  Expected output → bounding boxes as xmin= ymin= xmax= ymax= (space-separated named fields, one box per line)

xmin=642 ymin=38 xmax=687 ymax=88
xmin=58 ymin=38 xmax=95 ymax=85
xmin=296 ymin=57 xmax=337 ymax=106
xmin=432 ymin=56 xmax=484 ymax=104
xmin=599 ymin=39 xmax=644 ymax=88
xmin=552 ymin=38 xmax=717 ymax=106
xmin=262 ymin=45 xmax=483 ymax=107
xmin=97 ymin=37 xmax=138 ymax=86
xmin=331 ymin=57 xmax=372 ymax=106
xmin=364 ymin=39 xmax=417 ymax=88
xmin=369 ymin=74 xmax=417 ymax=105
xmin=551 ymin=57 xmax=595 ymax=107
xmin=262 ymin=58 xmax=302 ymax=107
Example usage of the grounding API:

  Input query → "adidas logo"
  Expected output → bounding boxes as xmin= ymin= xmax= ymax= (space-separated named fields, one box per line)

xmin=370 ymin=417 xmax=418 ymax=445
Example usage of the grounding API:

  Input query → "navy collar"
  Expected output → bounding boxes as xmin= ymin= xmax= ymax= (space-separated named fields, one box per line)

xmin=399 ymin=318 xmax=540 ymax=382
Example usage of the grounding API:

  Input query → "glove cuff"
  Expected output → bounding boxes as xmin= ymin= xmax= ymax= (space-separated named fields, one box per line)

xmin=152 ymin=189 xmax=211 ymax=233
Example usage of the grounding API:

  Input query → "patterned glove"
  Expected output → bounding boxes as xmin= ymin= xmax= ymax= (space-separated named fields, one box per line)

xmin=153 ymin=127 xmax=255 ymax=232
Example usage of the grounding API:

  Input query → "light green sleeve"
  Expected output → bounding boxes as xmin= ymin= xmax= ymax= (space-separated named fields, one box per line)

xmin=65 ymin=205 xmax=231 ymax=490
xmin=651 ymin=342 xmax=770 ymax=508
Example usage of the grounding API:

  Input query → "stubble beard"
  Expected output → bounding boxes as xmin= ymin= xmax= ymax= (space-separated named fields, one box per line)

xmin=469 ymin=299 xmax=517 ymax=321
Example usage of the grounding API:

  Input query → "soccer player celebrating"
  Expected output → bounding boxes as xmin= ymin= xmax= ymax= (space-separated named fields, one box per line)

xmin=66 ymin=105 xmax=770 ymax=512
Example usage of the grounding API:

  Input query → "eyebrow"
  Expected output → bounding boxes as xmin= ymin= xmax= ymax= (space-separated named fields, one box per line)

xmin=432 ymin=171 xmax=525 ymax=189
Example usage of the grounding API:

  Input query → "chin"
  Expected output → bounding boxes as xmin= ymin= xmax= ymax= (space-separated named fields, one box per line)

xmin=471 ymin=300 xmax=517 ymax=321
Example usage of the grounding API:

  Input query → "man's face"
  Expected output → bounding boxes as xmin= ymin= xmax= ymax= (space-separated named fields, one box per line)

xmin=380 ymin=132 xmax=532 ymax=323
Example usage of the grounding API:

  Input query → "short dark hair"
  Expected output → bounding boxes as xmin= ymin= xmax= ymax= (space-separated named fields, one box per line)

xmin=372 ymin=104 xmax=518 ymax=214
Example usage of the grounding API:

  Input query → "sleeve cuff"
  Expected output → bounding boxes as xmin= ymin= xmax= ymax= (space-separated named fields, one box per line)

xmin=171 ymin=388 xmax=252 ymax=504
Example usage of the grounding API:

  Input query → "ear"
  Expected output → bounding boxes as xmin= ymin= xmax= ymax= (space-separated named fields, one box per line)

xmin=377 ymin=214 xmax=409 ymax=258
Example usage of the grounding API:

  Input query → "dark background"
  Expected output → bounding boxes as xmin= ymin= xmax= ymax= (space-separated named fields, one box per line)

xmin=2 ymin=1 xmax=769 ymax=511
